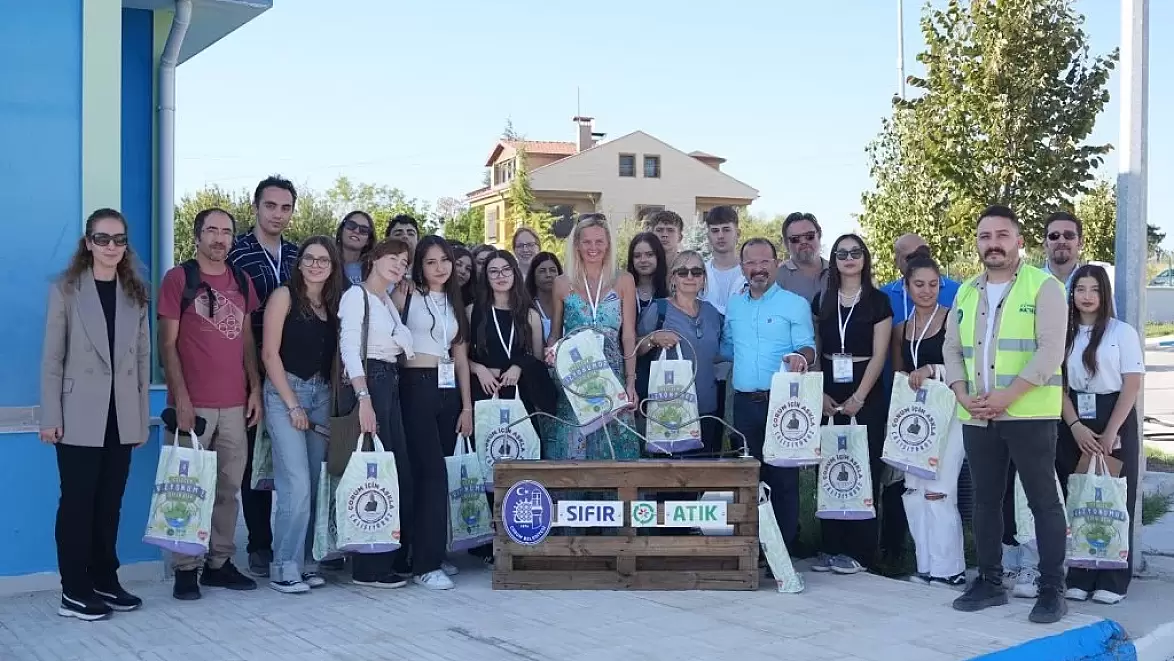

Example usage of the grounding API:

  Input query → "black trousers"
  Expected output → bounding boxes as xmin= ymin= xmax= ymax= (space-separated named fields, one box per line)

xmin=819 ymin=406 xmax=885 ymax=567
xmin=242 ymin=423 xmax=273 ymax=554
xmin=733 ymin=392 xmax=800 ymax=548
xmin=55 ymin=439 xmax=133 ymax=598
xmin=395 ymin=367 xmax=458 ymax=576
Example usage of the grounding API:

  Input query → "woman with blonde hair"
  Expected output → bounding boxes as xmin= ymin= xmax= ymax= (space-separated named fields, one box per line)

xmin=545 ymin=213 xmax=641 ymax=459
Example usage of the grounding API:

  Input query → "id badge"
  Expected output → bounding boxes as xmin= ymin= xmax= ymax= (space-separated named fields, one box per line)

xmin=1076 ymin=392 xmax=1096 ymax=420
xmin=832 ymin=354 xmax=854 ymax=384
xmin=438 ymin=358 xmax=456 ymax=389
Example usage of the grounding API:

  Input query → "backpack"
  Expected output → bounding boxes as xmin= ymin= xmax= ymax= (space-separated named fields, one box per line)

xmin=178 ymin=259 xmax=251 ymax=318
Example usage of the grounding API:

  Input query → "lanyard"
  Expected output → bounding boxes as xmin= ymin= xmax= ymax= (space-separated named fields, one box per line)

xmin=583 ymin=275 xmax=604 ymax=324
xmin=836 ymin=290 xmax=860 ymax=353
xmin=424 ymin=292 xmax=450 ymax=349
xmin=909 ymin=304 xmax=939 ymax=368
xmin=491 ymin=307 xmax=515 ymax=359
xmin=901 ymin=286 xmax=910 ymax=321
xmin=261 ymin=243 xmax=282 ymax=284
xmin=534 ymin=298 xmax=548 ymax=322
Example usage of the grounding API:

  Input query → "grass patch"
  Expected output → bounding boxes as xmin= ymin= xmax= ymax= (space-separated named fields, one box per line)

xmin=1145 ymin=321 xmax=1174 ymax=338
xmin=1146 ymin=445 xmax=1174 ymax=472
xmin=1142 ymin=492 xmax=1173 ymax=526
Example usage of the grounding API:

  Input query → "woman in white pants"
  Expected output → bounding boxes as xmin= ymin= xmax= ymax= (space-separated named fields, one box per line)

xmin=891 ymin=256 xmax=966 ymax=587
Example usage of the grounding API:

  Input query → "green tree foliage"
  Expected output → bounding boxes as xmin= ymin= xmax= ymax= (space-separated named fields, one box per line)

xmin=505 ymin=148 xmax=560 ymax=253
xmin=322 ymin=176 xmax=434 ymax=236
xmin=1074 ymin=180 xmax=1116 ymax=262
xmin=859 ymin=0 xmax=1118 ymax=282
xmin=442 ymin=205 xmax=486 ymax=246
xmin=173 ymin=185 xmax=253 ymax=263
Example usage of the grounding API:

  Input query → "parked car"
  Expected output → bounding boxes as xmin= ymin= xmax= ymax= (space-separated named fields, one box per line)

xmin=1151 ymin=268 xmax=1174 ymax=287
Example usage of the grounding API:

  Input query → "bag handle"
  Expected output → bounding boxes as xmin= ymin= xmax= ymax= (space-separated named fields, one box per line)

xmin=1088 ymin=453 xmax=1110 ymax=477
xmin=332 ymin=290 xmax=372 ymax=415
xmin=353 ymin=432 xmax=386 ymax=454
xmin=455 ymin=433 xmax=473 ymax=456
xmin=758 ymin=481 xmax=770 ymax=505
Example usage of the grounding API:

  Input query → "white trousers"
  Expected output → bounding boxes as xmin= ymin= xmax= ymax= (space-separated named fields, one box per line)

xmin=903 ymin=416 xmax=966 ymax=578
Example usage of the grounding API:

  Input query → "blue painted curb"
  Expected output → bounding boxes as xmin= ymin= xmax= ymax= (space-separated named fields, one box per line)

xmin=970 ymin=620 xmax=1135 ymax=661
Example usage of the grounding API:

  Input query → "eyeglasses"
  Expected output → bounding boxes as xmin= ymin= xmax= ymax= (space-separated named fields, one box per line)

xmin=342 ymin=219 xmax=371 ymax=235
xmin=673 ymin=267 xmax=705 ymax=278
xmin=1048 ymin=230 xmax=1078 ymax=241
xmin=514 ymin=241 xmax=538 ymax=251
xmin=834 ymin=248 xmax=864 ymax=261
xmin=787 ymin=231 xmax=817 ymax=245
xmin=488 ymin=266 xmax=514 ymax=280
xmin=90 ymin=233 xmax=128 ymax=247
xmin=301 ymin=255 xmax=332 ymax=268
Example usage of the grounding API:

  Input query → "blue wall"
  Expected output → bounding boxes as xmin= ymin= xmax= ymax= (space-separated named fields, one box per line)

xmin=122 ymin=7 xmax=155 ymax=278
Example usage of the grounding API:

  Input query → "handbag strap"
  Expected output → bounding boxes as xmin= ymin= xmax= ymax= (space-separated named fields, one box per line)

xmin=331 ymin=288 xmax=372 ymax=416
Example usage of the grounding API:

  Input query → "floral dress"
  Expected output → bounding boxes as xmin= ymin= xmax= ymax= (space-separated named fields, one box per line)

xmin=543 ymin=289 xmax=642 ymax=460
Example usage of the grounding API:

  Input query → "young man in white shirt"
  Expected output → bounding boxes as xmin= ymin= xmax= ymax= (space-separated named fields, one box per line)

xmin=700 ymin=206 xmax=746 ymax=451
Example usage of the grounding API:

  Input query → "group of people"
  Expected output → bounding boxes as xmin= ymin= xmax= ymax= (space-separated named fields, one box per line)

xmin=40 ymin=175 xmax=1143 ymax=628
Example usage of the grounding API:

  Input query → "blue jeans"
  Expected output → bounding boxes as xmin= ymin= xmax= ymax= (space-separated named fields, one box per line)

xmin=263 ymin=373 xmax=330 ymax=582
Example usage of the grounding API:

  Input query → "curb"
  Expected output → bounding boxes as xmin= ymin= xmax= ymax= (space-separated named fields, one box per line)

xmin=969 ymin=620 xmax=1136 ymax=661
xmin=1135 ymin=620 xmax=1174 ymax=661
xmin=1145 ymin=335 xmax=1174 ymax=348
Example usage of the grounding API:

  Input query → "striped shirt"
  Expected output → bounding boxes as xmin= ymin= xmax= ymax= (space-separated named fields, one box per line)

xmin=228 ymin=229 xmax=299 ymax=344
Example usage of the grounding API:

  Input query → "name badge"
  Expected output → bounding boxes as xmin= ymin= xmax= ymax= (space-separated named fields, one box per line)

xmin=438 ymin=357 xmax=456 ymax=389
xmin=832 ymin=353 xmax=854 ymax=384
xmin=1077 ymin=392 xmax=1096 ymax=420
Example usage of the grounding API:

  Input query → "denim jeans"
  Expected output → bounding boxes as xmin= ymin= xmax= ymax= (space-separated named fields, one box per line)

xmin=264 ymin=373 xmax=331 ymax=582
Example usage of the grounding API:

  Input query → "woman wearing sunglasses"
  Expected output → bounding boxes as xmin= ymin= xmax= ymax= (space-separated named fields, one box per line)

xmin=335 ymin=211 xmax=375 ymax=285
xmin=40 ymin=209 xmax=152 ymax=620
xmin=639 ymin=250 xmax=725 ymax=454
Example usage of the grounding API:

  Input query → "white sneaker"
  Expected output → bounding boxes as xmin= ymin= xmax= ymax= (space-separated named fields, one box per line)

xmin=414 ymin=570 xmax=455 ymax=590
xmin=1001 ymin=568 xmax=1021 ymax=589
xmin=441 ymin=561 xmax=459 ymax=577
xmin=301 ymin=572 xmax=326 ymax=588
xmin=1065 ymin=588 xmax=1090 ymax=601
xmin=1091 ymin=590 xmax=1125 ymax=605
xmin=1012 ymin=567 xmax=1040 ymax=599
xmin=269 ymin=579 xmax=310 ymax=594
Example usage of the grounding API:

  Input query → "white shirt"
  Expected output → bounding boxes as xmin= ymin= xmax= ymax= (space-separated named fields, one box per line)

xmin=982 ymin=281 xmax=1011 ymax=392
xmin=1066 ymin=318 xmax=1145 ymax=394
xmin=339 ymin=286 xmax=414 ymax=379
xmin=704 ymin=259 xmax=746 ymax=315
xmin=404 ymin=290 xmax=458 ymax=358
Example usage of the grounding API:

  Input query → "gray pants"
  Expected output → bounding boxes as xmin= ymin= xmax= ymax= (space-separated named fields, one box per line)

xmin=963 ymin=420 xmax=1067 ymax=590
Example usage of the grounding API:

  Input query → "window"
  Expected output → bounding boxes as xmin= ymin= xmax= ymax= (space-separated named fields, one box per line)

xmin=486 ymin=208 xmax=499 ymax=241
xmin=618 ymin=154 xmax=636 ymax=177
xmin=635 ymin=205 xmax=665 ymax=223
xmin=493 ymin=158 xmax=516 ymax=186
xmin=643 ymin=155 xmax=661 ymax=178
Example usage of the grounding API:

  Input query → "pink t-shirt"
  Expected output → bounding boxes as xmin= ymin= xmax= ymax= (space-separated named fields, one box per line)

xmin=158 ymin=264 xmax=259 ymax=408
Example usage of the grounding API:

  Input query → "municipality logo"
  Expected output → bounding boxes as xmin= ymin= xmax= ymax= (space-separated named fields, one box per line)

xmin=824 ymin=435 xmax=864 ymax=499
xmin=631 ymin=501 xmax=657 ymax=526
xmin=502 ymin=480 xmax=552 ymax=545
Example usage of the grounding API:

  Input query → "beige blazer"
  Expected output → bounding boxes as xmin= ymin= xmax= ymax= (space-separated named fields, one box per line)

xmin=40 ymin=269 xmax=151 ymax=447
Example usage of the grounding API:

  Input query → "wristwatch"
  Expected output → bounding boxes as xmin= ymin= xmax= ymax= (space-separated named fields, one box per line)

xmin=356 ymin=389 xmax=371 ymax=400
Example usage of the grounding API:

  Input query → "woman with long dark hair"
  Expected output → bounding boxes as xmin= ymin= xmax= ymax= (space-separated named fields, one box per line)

xmin=1058 ymin=264 xmax=1144 ymax=605
xmin=526 ymin=251 xmax=562 ymax=342
xmin=391 ymin=235 xmax=473 ymax=589
xmin=811 ymin=233 xmax=892 ymax=574
xmin=453 ymin=245 xmax=475 ymax=307
xmin=260 ymin=236 xmax=345 ymax=594
xmin=626 ymin=232 xmax=669 ymax=317
xmin=40 ymin=208 xmax=151 ymax=620
xmin=335 ymin=211 xmax=375 ymax=285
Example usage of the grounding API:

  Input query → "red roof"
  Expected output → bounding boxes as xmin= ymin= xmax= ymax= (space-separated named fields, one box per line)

xmin=485 ymin=140 xmax=577 ymax=166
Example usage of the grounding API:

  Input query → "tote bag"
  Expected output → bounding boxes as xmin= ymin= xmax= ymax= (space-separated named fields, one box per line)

xmin=312 ymin=463 xmax=342 ymax=562
xmin=764 ymin=369 xmax=823 ymax=467
xmin=1065 ymin=455 xmax=1130 ymax=570
xmin=882 ymin=373 xmax=956 ymax=480
xmin=554 ymin=328 xmax=627 ymax=434
xmin=759 ymin=483 xmax=805 ymax=593
xmin=250 ymin=418 xmax=275 ymax=491
xmin=447 ymin=435 xmax=494 ymax=552
xmin=143 ymin=430 xmax=218 ymax=555
xmin=644 ymin=346 xmax=702 ymax=455
xmin=335 ymin=433 xmax=402 ymax=554
xmin=475 ymin=390 xmax=541 ymax=491
xmin=816 ymin=420 xmax=875 ymax=520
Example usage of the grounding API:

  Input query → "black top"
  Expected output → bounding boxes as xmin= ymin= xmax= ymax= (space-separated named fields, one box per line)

xmin=95 ymin=278 xmax=119 ymax=446
xmin=471 ymin=306 xmax=524 ymax=371
xmin=278 ymin=305 xmax=337 ymax=381
xmin=901 ymin=324 xmax=946 ymax=370
xmin=811 ymin=288 xmax=892 ymax=357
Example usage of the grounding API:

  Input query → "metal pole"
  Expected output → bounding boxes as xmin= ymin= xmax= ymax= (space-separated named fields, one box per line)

xmin=897 ymin=0 xmax=907 ymax=99
xmin=1116 ymin=0 xmax=1148 ymax=575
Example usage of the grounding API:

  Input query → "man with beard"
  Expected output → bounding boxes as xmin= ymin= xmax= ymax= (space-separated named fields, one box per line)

xmin=1041 ymin=211 xmax=1083 ymax=290
xmin=775 ymin=212 xmax=829 ymax=303
xmin=944 ymin=205 xmax=1068 ymax=624
xmin=159 ymin=208 xmax=262 ymax=600
xmin=722 ymin=238 xmax=815 ymax=555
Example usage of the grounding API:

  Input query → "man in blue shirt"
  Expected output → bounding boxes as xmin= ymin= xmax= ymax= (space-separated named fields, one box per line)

xmin=881 ymin=234 xmax=961 ymax=324
xmin=722 ymin=238 xmax=815 ymax=553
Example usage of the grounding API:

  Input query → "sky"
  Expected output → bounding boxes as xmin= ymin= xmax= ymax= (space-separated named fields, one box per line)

xmin=174 ymin=0 xmax=1172 ymax=249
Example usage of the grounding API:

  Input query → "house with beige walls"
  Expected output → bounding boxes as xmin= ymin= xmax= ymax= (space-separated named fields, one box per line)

xmin=466 ymin=117 xmax=759 ymax=246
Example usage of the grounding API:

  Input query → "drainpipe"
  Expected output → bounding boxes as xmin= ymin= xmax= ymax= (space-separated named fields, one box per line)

xmin=157 ymin=0 xmax=192 ymax=272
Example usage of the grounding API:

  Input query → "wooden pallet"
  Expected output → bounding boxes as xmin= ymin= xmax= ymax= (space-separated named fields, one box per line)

xmin=492 ymin=459 xmax=760 ymax=591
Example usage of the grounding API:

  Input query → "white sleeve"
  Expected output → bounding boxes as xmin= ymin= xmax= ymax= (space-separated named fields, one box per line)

xmin=391 ymin=304 xmax=415 ymax=359
xmin=1116 ymin=321 xmax=1146 ymax=375
xmin=339 ymin=288 xmax=367 ymax=379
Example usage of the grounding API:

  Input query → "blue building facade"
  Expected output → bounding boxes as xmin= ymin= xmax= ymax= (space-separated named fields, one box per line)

xmin=0 ymin=0 xmax=269 ymax=588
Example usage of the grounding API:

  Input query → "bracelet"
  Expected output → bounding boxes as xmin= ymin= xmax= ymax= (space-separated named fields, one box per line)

xmin=288 ymin=406 xmax=303 ymax=415
xmin=1068 ymin=420 xmax=1080 ymax=429
xmin=462 ymin=408 xmax=472 ymax=412
xmin=849 ymin=394 xmax=864 ymax=406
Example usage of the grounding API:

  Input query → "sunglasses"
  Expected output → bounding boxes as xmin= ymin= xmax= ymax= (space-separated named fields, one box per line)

xmin=1047 ymin=230 xmax=1078 ymax=241
xmin=673 ymin=267 xmax=705 ymax=278
xmin=787 ymin=231 xmax=817 ymax=245
xmin=834 ymin=248 xmax=864 ymax=261
xmin=343 ymin=219 xmax=372 ymax=235
xmin=301 ymin=255 xmax=332 ymax=268
xmin=90 ymin=233 xmax=128 ymax=247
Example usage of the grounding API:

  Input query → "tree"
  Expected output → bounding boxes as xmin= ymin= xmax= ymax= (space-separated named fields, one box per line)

xmin=1075 ymin=180 xmax=1115 ymax=262
xmin=173 ymin=185 xmax=254 ymax=262
xmin=442 ymin=206 xmax=486 ymax=246
xmin=321 ymin=176 xmax=435 ymax=236
xmin=505 ymin=147 xmax=560 ymax=252
xmin=859 ymin=0 xmax=1118 ymax=282
xmin=1149 ymin=224 xmax=1167 ymax=258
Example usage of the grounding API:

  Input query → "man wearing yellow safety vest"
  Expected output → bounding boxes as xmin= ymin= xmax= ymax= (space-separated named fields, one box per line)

xmin=943 ymin=206 xmax=1069 ymax=624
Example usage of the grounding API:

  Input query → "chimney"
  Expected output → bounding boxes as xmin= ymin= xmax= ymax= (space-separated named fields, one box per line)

xmin=573 ymin=116 xmax=595 ymax=152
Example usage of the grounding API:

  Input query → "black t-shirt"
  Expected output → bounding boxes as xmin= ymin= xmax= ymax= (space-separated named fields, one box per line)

xmin=95 ymin=278 xmax=120 ymax=445
xmin=811 ymin=288 xmax=892 ymax=357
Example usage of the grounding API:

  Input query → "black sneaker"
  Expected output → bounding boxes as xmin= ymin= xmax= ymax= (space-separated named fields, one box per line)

xmin=200 ymin=560 xmax=257 ymax=591
xmin=952 ymin=576 xmax=1009 ymax=612
xmin=352 ymin=573 xmax=409 ymax=589
xmin=94 ymin=585 xmax=143 ymax=611
xmin=1029 ymin=586 xmax=1069 ymax=624
xmin=58 ymin=593 xmax=112 ymax=621
xmin=173 ymin=569 xmax=201 ymax=601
